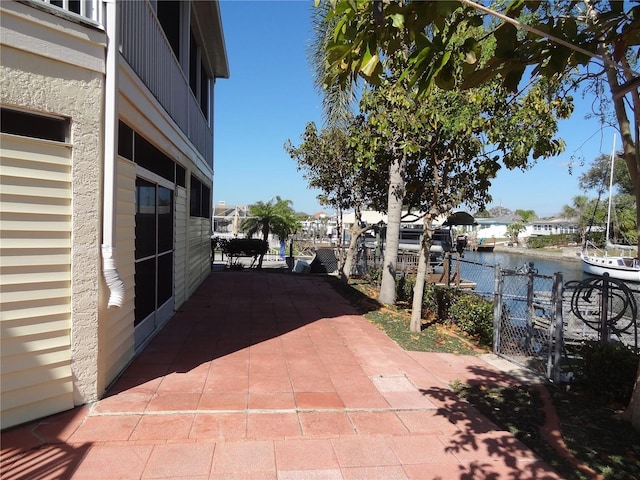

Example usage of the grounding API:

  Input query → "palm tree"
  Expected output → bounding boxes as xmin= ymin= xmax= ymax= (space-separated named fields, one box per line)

xmin=241 ymin=197 xmax=300 ymax=268
xmin=309 ymin=2 xmax=356 ymax=128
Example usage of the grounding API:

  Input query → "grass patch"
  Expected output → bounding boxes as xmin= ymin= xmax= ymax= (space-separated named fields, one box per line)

xmin=327 ymin=275 xmax=640 ymax=479
xmin=327 ymin=276 xmax=480 ymax=355
xmin=453 ymin=383 xmax=640 ymax=480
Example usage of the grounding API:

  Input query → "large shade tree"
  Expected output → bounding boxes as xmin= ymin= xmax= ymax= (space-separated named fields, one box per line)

xmin=318 ymin=0 xmax=640 ymax=429
xmin=316 ymin=5 xmax=571 ymax=307
xmin=320 ymin=0 xmax=640 ymax=252
xmin=285 ymin=121 xmax=375 ymax=281
xmin=351 ymin=73 xmax=570 ymax=326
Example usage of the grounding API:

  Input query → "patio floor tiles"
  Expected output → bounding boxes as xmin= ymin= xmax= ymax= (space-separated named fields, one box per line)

xmin=66 ymin=415 xmax=141 ymax=443
xmin=106 ymin=375 xmax=162 ymax=396
xmin=347 ymin=411 xmax=409 ymax=436
xmin=198 ymin=392 xmax=248 ymax=410
xmin=274 ymin=438 xmax=340 ymax=471
xmin=379 ymin=391 xmax=438 ymax=410
xmin=2 ymin=443 xmax=91 ymax=480
xmin=248 ymin=353 xmax=289 ymax=377
xmin=248 ymin=392 xmax=296 ymax=410
xmin=294 ymin=392 xmax=344 ymax=409
xmin=289 ymin=373 xmax=336 ymax=393
xmin=189 ymin=413 xmax=247 ymax=440
xmin=211 ymin=440 xmax=275 ymax=476
xmin=117 ymin=360 xmax=171 ymax=380
xmin=341 ymin=465 xmax=409 ymax=480
xmin=92 ymin=391 xmax=153 ymax=414
xmin=248 ymin=374 xmax=293 ymax=393
xmin=145 ymin=392 xmax=202 ymax=412
xmin=142 ymin=442 xmax=216 ymax=479
xmin=395 ymin=410 xmax=461 ymax=435
xmin=387 ymin=434 xmax=459 ymax=465
xmin=203 ymin=374 xmax=249 ymax=394
xmin=336 ymin=389 xmax=390 ymax=409
xmin=156 ymin=371 xmax=208 ymax=394
xmin=331 ymin=436 xmax=400 ymax=468
xmin=403 ymin=462 xmax=469 ymax=480
xmin=298 ymin=412 xmax=355 ymax=437
xmin=129 ymin=413 xmax=195 ymax=441
xmin=66 ymin=444 xmax=153 ymax=480
xmin=28 ymin=406 xmax=89 ymax=444
xmin=447 ymin=430 xmax=540 ymax=464
xmin=247 ymin=412 xmax=302 ymax=439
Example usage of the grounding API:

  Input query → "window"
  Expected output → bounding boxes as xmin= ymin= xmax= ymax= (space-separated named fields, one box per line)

xmin=190 ymin=176 xmax=210 ymax=218
xmin=135 ymin=135 xmax=174 ymax=182
xmin=1 ymin=107 xmax=68 ymax=142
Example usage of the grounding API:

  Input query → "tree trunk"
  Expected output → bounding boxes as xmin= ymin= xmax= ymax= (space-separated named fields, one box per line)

xmin=341 ymin=206 xmax=366 ymax=282
xmin=378 ymin=153 xmax=406 ymax=304
xmin=622 ymin=364 xmax=640 ymax=429
xmin=258 ymin=228 xmax=269 ymax=269
xmin=410 ymin=215 xmax=434 ymax=332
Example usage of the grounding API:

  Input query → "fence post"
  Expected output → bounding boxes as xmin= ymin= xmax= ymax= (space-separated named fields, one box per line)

xmin=550 ymin=272 xmax=563 ymax=384
xmin=493 ymin=264 xmax=502 ymax=354
xmin=600 ymin=273 xmax=610 ymax=343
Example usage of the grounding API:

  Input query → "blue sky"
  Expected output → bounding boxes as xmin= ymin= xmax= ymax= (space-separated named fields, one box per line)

xmin=213 ymin=1 xmax=618 ymax=218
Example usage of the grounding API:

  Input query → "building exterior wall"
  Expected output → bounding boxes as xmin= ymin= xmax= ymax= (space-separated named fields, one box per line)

xmin=175 ymin=186 xmax=188 ymax=309
xmin=102 ymin=156 xmax=136 ymax=384
xmin=1 ymin=0 xmax=222 ymax=430
xmin=0 ymin=2 xmax=106 ymax=428
xmin=0 ymin=134 xmax=74 ymax=429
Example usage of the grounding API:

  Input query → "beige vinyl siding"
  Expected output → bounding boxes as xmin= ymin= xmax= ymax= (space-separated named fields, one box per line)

xmin=174 ymin=186 xmax=187 ymax=309
xmin=104 ymin=157 xmax=137 ymax=385
xmin=0 ymin=133 xmax=74 ymax=429
xmin=187 ymin=217 xmax=211 ymax=297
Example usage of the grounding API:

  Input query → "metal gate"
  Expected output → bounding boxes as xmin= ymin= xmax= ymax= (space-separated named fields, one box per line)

xmin=493 ymin=264 xmax=565 ymax=383
xmin=494 ymin=264 xmax=639 ymax=384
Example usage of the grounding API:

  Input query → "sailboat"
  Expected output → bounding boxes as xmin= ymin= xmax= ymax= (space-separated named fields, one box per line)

xmin=580 ymin=134 xmax=640 ymax=282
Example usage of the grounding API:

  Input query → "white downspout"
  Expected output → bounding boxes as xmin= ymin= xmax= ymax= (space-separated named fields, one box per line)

xmin=102 ymin=0 xmax=124 ymax=308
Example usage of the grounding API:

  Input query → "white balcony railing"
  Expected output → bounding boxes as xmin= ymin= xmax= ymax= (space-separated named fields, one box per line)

xmin=36 ymin=0 xmax=213 ymax=167
xmin=119 ymin=1 xmax=213 ymax=167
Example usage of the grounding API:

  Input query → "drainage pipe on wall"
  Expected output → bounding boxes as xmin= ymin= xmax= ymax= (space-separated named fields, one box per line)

xmin=101 ymin=0 xmax=124 ymax=308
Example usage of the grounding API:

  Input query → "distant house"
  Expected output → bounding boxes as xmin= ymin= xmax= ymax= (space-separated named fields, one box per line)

xmin=525 ymin=218 xmax=581 ymax=237
xmin=1 ymin=0 xmax=229 ymax=429
xmin=473 ymin=216 xmax=515 ymax=240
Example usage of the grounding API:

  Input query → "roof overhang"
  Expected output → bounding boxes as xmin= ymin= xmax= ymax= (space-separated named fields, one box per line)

xmin=192 ymin=1 xmax=230 ymax=79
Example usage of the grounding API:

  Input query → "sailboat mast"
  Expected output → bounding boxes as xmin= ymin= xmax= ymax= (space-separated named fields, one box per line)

xmin=605 ymin=134 xmax=617 ymax=247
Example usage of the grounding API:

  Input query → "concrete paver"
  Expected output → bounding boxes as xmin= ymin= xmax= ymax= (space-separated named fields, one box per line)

xmin=1 ymin=271 xmax=562 ymax=480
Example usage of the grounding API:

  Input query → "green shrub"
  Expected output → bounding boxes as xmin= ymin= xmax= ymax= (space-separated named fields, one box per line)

xmin=396 ymin=274 xmax=415 ymax=302
xmin=223 ymin=238 xmax=268 ymax=256
xmin=527 ymin=233 xmax=580 ymax=248
xmin=422 ymin=283 xmax=456 ymax=323
xmin=447 ymin=293 xmax=494 ymax=346
xmin=365 ymin=266 xmax=382 ymax=286
xmin=577 ymin=341 xmax=639 ymax=405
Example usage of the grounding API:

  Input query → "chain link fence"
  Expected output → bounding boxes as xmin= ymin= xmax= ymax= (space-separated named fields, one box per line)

xmin=357 ymin=249 xmax=638 ymax=383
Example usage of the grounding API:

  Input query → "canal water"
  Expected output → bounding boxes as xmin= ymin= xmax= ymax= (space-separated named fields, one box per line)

xmin=462 ymin=249 xmax=585 ymax=282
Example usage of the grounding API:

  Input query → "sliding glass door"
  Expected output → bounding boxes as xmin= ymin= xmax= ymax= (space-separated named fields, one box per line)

xmin=134 ymin=177 xmax=174 ymax=347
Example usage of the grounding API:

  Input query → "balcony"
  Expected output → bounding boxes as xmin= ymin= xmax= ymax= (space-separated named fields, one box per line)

xmin=119 ymin=1 xmax=213 ymax=167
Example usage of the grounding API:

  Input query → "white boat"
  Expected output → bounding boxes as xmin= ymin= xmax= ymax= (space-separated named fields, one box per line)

xmin=581 ymin=250 xmax=640 ymax=282
xmin=580 ymin=134 xmax=640 ymax=282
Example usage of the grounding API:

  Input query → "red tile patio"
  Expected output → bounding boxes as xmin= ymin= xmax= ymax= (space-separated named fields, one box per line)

xmin=1 ymin=270 xmax=563 ymax=480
